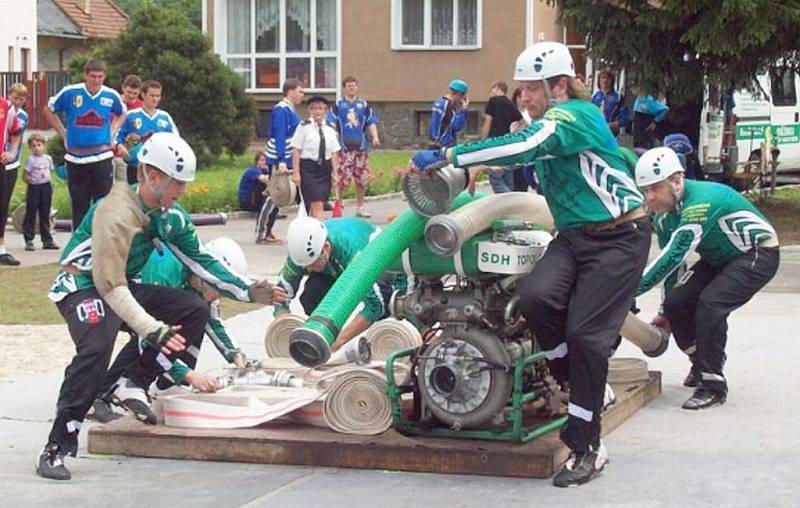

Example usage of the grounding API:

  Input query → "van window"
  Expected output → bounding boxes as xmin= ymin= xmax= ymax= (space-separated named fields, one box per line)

xmin=770 ymin=68 xmax=797 ymax=106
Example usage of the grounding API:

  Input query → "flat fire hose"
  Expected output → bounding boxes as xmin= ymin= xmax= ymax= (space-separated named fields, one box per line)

xmin=364 ymin=318 xmax=422 ymax=361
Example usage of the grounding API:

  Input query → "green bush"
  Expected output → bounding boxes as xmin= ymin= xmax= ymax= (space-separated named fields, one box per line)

xmin=67 ymin=2 xmax=257 ymax=167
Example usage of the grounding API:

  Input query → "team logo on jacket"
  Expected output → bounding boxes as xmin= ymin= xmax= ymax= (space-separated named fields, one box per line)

xmin=76 ymin=298 xmax=106 ymax=324
xmin=133 ymin=117 xmax=143 ymax=129
xmin=75 ymin=110 xmax=104 ymax=127
xmin=73 ymin=95 xmax=83 ymax=108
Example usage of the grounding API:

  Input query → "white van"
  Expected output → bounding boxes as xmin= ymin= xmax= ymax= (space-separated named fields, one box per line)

xmin=700 ymin=66 xmax=800 ymax=176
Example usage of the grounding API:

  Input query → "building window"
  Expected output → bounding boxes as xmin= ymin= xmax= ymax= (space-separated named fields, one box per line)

xmin=392 ymin=0 xmax=481 ymax=50
xmin=222 ymin=0 xmax=338 ymax=92
xmin=770 ymin=67 xmax=797 ymax=107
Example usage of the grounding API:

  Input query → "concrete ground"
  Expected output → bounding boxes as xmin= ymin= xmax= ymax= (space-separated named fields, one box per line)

xmin=1 ymin=190 xmax=799 ymax=507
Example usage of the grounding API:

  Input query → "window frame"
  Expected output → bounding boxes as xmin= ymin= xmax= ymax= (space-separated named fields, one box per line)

xmin=391 ymin=0 xmax=483 ymax=51
xmin=770 ymin=67 xmax=798 ymax=107
xmin=220 ymin=0 xmax=340 ymax=93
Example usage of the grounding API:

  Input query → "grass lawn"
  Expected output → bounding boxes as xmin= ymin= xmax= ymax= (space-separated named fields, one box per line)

xmin=758 ymin=186 xmax=800 ymax=244
xmin=0 ymin=262 xmax=264 ymax=325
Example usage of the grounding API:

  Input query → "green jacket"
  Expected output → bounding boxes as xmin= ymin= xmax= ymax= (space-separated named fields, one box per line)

xmin=451 ymin=98 xmax=644 ymax=230
xmin=140 ymin=248 xmax=242 ymax=384
xmin=636 ymin=180 xmax=777 ymax=296
xmin=49 ymin=185 xmax=252 ymax=305
xmin=274 ymin=217 xmax=389 ymax=323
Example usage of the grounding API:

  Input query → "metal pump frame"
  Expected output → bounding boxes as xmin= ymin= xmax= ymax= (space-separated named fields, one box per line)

xmin=385 ymin=347 xmax=567 ymax=442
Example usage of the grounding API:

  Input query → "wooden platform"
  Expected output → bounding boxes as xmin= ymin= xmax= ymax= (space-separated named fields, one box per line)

xmin=88 ymin=372 xmax=660 ymax=478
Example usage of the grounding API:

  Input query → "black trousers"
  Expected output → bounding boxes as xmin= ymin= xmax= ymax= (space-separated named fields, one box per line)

xmin=66 ymin=158 xmax=113 ymax=230
xmin=662 ymin=247 xmax=779 ymax=394
xmin=0 ymin=166 xmax=17 ymax=238
xmin=517 ymin=218 xmax=651 ymax=452
xmin=47 ymin=284 xmax=209 ymax=455
xmin=23 ymin=182 xmax=54 ymax=243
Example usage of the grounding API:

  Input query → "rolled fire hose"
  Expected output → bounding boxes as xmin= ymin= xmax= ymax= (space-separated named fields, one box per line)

xmin=425 ymin=192 xmax=555 ymax=256
xmin=619 ymin=312 xmax=670 ymax=357
xmin=289 ymin=191 xmax=486 ymax=367
xmin=607 ymin=357 xmax=650 ymax=384
xmin=364 ymin=318 xmax=422 ymax=361
xmin=321 ymin=368 xmax=392 ymax=435
xmin=265 ymin=313 xmax=306 ymax=357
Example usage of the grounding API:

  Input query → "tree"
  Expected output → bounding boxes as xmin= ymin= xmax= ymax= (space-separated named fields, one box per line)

xmin=69 ymin=2 xmax=256 ymax=166
xmin=114 ymin=0 xmax=202 ymax=28
xmin=550 ymin=1 xmax=800 ymax=141
xmin=553 ymin=1 xmax=800 ymax=99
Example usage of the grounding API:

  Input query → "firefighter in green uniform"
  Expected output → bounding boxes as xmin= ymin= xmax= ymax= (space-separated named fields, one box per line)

xmin=37 ymin=132 xmax=272 ymax=481
xmin=635 ymin=147 xmax=780 ymax=410
xmin=89 ymin=238 xmax=250 ymax=423
xmin=272 ymin=216 xmax=402 ymax=352
xmin=410 ymin=41 xmax=651 ymax=487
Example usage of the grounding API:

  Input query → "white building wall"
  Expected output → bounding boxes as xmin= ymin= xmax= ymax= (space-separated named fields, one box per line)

xmin=0 ymin=0 xmax=38 ymax=76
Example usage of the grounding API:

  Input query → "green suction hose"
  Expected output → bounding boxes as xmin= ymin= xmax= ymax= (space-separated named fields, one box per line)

xmin=289 ymin=191 xmax=486 ymax=366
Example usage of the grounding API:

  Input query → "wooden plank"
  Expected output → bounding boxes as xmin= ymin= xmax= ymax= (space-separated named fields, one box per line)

xmin=88 ymin=371 xmax=661 ymax=479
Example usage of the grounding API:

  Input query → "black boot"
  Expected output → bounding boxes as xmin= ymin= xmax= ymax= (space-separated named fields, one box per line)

xmin=683 ymin=367 xmax=701 ymax=388
xmin=552 ymin=442 xmax=608 ymax=487
xmin=682 ymin=388 xmax=726 ymax=410
xmin=36 ymin=444 xmax=71 ymax=480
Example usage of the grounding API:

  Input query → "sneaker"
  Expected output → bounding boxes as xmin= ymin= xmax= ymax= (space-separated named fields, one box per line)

xmin=110 ymin=377 xmax=158 ymax=424
xmin=87 ymin=398 xmax=123 ymax=423
xmin=25 ymin=242 xmax=35 ymax=251
xmin=0 ymin=253 xmax=20 ymax=266
xmin=356 ymin=207 xmax=372 ymax=218
xmin=603 ymin=383 xmax=616 ymax=411
xmin=552 ymin=442 xmax=608 ymax=488
xmin=42 ymin=241 xmax=60 ymax=250
xmin=683 ymin=368 xmax=701 ymax=388
xmin=36 ymin=444 xmax=71 ymax=480
xmin=682 ymin=388 xmax=726 ymax=410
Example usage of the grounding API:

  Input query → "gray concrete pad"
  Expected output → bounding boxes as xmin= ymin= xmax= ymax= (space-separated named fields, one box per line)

xmin=1 ymin=189 xmax=799 ymax=506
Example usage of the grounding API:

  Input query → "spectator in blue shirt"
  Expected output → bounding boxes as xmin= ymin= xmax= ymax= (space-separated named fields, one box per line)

xmin=632 ymin=88 xmax=669 ymax=149
xmin=429 ymin=79 xmax=469 ymax=148
xmin=257 ymin=79 xmax=304 ymax=244
xmin=44 ymin=59 xmax=126 ymax=229
xmin=238 ymin=152 xmax=270 ymax=212
xmin=591 ymin=70 xmax=630 ymax=137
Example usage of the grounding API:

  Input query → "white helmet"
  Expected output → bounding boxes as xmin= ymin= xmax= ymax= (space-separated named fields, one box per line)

xmin=139 ymin=132 xmax=197 ymax=182
xmin=206 ymin=237 xmax=248 ymax=275
xmin=287 ymin=216 xmax=328 ymax=267
xmin=635 ymin=147 xmax=685 ymax=187
xmin=514 ymin=41 xmax=576 ymax=81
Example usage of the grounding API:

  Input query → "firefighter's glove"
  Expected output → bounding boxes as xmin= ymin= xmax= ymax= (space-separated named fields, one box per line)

xmin=412 ymin=149 xmax=448 ymax=173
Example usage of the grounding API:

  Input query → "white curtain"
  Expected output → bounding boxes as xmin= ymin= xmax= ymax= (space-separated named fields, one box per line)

xmin=227 ymin=0 xmax=251 ymax=54
xmin=286 ymin=0 xmax=311 ymax=52
xmin=402 ymin=0 xmax=423 ymax=45
xmin=431 ymin=0 xmax=453 ymax=45
xmin=256 ymin=0 xmax=280 ymax=52
xmin=457 ymin=0 xmax=477 ymax=45
xmin=316 ymin=0 xmax=336 ymax=51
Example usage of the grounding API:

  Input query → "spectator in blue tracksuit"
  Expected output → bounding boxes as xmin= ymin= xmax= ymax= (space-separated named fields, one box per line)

xmin=238 ymin=152 xmax=270 ymax=212
xmin=591 ymin=70 xmax=630 ymax=137
xmin=632 ymin=90 xmax=669 ymax=149
xmin=429 ymin=79 xmax=469 ymax=148
xmin=256 ymin=79 xmax=303 ymax=244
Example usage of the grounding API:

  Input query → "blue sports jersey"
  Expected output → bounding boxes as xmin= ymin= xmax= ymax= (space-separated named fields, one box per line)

xmin=265 ymin=100 xmax=300 ymax=167
xmin=429 ymin=96 xmax=467 ymax=147
xmin=4 ymin=107 xmax=27 ymax=170
xmin=326 ymin=97 xmax=377 ymax=151
xmin=633 ymin=95 xmax=669 ymax=122
xmin=48 ymin=83 xmax=126 ymax=164
xmin=116 ymin=107 xmax=178 ymax=165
